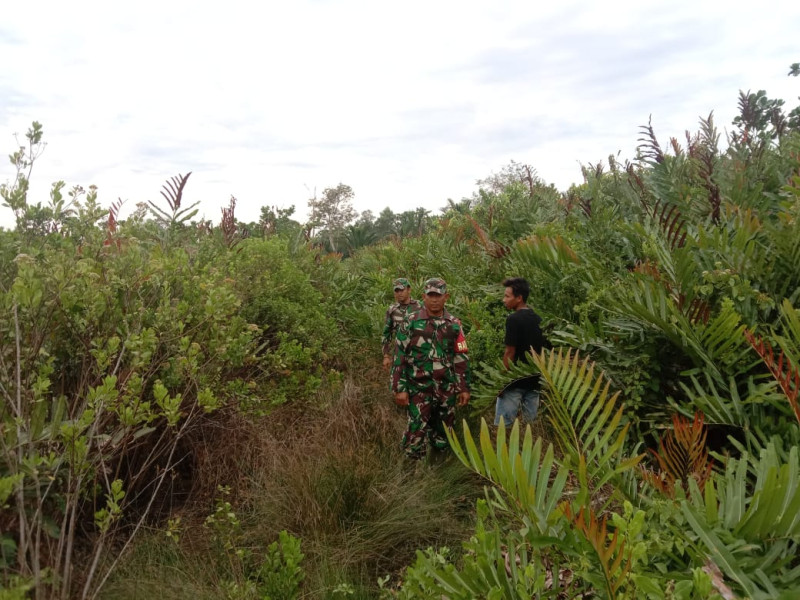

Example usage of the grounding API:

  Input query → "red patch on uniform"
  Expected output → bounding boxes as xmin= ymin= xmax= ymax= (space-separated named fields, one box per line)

xmin=455 ymin=330 xmax=468 ymax=353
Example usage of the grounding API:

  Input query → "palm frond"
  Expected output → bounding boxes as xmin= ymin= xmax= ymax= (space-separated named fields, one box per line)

xmin=637 ymin=116 xmax=665 ymax=165
xmin=507 ymin=234 xmax=584 ymax=284
xmin=447 ymin=419 xmax=568 ymax=536
xmin=564 ymin=504 xmax=633 ymax=598
xmin=745 ymin=329 xmax=800 ymax=425
xmin=530 ymin=348 xmax=643 ymax=504
xmin=652 ymin=200 xmax=687 ymax=250
xmin=777 ymin=299 xmax=800 ymax=368
xmin=644 ymin=412 xmax=713 ymax=497
xmin=405 ymin=526 xmax=562 ymax=599
xmin=680 ymin=445 xmax=800 ymax=596
xmin=159 ymin=172 xmax=192 ymax=212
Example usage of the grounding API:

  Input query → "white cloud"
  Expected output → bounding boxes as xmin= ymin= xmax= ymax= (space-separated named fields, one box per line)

xmin=2 ymin=0 xmax=799 ymax=229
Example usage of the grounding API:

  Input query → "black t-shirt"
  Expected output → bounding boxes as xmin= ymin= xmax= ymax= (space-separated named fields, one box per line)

xmin=503 ymin=307 xmax=544 ymax=391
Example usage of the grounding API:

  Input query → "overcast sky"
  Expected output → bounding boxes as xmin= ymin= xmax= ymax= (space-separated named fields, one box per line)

xmin=1 ymin=0 xmax=798 ymax=229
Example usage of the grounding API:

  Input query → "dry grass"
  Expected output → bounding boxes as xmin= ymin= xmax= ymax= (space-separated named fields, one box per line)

xmin=102 ymin=358 xmax=483 ymax=598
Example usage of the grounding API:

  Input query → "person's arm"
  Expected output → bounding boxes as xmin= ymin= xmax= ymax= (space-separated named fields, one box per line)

xmin=381 ymin=307 xmax=394 ymax=368
xmin=502 ymin=345 xmax=516 ymax=369
xmin=502 ymin=312 xmax=519 ymax=369
xmin=392 ymin=320 xmax=411 ymax=404
xmin=452 ymin=322 xmax=471 ymax=406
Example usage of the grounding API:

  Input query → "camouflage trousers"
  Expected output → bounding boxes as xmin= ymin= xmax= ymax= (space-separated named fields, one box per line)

xmin=402 ymin=387 xmax=457 ymax=460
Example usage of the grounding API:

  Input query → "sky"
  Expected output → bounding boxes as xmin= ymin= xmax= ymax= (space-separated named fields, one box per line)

xmin=1 ymin=0 xmax=799 ymax=229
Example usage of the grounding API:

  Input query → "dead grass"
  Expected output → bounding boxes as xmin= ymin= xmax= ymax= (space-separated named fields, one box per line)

xmin=103 ymin=357 xmax=483 ymax=598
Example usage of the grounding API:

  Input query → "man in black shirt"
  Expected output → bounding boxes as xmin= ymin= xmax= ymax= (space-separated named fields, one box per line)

xmin=494 ymin=277 xmax=546 ymax=427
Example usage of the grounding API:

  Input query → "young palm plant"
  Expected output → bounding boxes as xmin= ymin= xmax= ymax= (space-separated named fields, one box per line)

xmin=391 ymin=348 xmax=646 ymax=598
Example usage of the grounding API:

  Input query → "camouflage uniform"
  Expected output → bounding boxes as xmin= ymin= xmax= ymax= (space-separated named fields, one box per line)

xmin=381 ymin=298 xmax=422 ymax=359
xmin=392 ymin=279 xmax=470 ymax=460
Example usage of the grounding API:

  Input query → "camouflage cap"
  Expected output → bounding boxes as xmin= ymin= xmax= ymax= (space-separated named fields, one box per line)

xmin=423 ymin=277 xmax=447 ymax=295
xmin=392 ymin=277 xmax=411 ymax=291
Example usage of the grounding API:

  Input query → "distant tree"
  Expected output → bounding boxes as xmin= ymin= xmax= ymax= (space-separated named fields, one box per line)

xmin=374 ymin=207 xmax=398 ymax=239
xmin=397 ymin=207 xmax=431 ymax=237
xmin=307 ymin=183 xmax=356 ymax=252
xmin=356 ymin=209 xmax=375 ymax=226
xmin=259 ymin=204 xmax=300 ymax=237
xmin=344 ymin=223 xmax=377 ymax=255
xmin=441 ymin=197 xmax=473 ymax=216
xmin=788 ymin=63 xmax=800 ymax=129
xmin=474 ymin=159 xmax=541 ymax=197
xmin=732 ymin=90 xmax=796 ymax=143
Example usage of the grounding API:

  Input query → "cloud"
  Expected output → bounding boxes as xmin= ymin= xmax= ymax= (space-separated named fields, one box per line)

xmin=2 ymin=0 xmax=800 ymax=229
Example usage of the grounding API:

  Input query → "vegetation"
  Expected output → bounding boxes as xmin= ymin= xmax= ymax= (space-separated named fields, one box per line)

xmin=2 ymin=70 xmax=800 ymax=598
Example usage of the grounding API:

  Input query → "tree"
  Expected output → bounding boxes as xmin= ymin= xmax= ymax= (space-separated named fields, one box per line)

xmin=355 ymin=210 xmax=374 ymax=226
xmin=374 ymin=207 xmax=398 ymax=239
xmin=259 ymin=205 xmax=300 ymax=238
xmin=307 ymin=183 xmax=356 ymax=252
xmin=397 ymin=208 xmax=431 ymax=237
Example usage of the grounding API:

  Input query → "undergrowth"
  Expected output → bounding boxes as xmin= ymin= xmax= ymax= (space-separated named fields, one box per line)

xmin=101 ymin=358 xmax=483 ymax=599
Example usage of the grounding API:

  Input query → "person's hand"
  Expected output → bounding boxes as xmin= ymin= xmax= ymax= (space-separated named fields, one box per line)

xmin=394 ymin=392 xmax=409 ymax=407
xmin=382 ymin=355 xmax=391 ymax=371
xmin=457 ymin=391 xmax=470 ymax=407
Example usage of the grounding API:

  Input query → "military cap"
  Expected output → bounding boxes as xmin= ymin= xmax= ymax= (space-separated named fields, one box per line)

xmin=393 ymin=277 xmax=411 ymax=291
xmin=423 ymin=277 xmax=447 ymax=295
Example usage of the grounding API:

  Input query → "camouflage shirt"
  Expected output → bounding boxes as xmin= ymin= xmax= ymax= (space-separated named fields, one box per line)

xmin=392 ymin=307 xmax=470 ymax=394
xmin=381 ymin=299 xmax=422 ymax=356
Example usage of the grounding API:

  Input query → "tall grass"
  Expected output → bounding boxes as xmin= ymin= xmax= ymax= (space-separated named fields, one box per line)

xmin=101 ymin=359 xmax=482 ymax=598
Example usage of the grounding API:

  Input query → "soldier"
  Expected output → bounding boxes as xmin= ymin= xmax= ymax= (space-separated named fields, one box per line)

xmin=392 ymin=277 xmax=470 ymax=460
xmin=381 ymin=278 xmax=422 ymax=372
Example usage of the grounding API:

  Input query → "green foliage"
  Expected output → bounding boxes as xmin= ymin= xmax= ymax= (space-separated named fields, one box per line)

xmin=680 ymin=444 xmax=800 ymax=598
xmin=219 ymin=237 xmax=345 ymax=410
xmin=0 ymin=126 xmax=351 ymax=597
xmin=5 ymin=82 xmax=800 ymax=597
xmin=255 ymin=530 xmax=305 ymax=600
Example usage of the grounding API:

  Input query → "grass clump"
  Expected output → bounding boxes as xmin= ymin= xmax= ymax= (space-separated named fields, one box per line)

xmin=102 ymin=359 xmax=482 ymax=598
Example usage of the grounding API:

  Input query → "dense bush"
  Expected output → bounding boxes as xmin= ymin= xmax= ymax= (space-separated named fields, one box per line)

xmin=0 ymin=132 xmax=348 ymax=597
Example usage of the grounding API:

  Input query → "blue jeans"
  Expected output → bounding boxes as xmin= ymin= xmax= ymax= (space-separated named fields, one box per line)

xmin=494 ymin=387 xmax=540 ymax=427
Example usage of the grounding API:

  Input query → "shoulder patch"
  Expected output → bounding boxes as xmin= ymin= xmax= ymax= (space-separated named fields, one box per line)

xmin=455 ymin=329 xmax=468 ymax=353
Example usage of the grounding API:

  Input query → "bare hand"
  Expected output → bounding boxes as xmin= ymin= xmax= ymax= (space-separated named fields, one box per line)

xmin=395 ymin=392 xmax=409 ymax=407
xmin=457 ymin=391 xmax=470 ymax=407
xmin=382 ymin=356 xmax=391 ymax=371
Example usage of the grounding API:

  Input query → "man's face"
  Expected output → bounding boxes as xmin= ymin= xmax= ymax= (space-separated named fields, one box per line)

xmin=423 ymin=291 xmax=449 ymax=316
xmin=393 ymin=287 xmax=411 ymax=303
xmin=503 ymin=287 xmax=522 ymax=311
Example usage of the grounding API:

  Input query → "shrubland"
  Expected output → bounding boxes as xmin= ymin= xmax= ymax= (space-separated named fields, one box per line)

xmin=2 ymin=77 xmax=800 ymax=598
